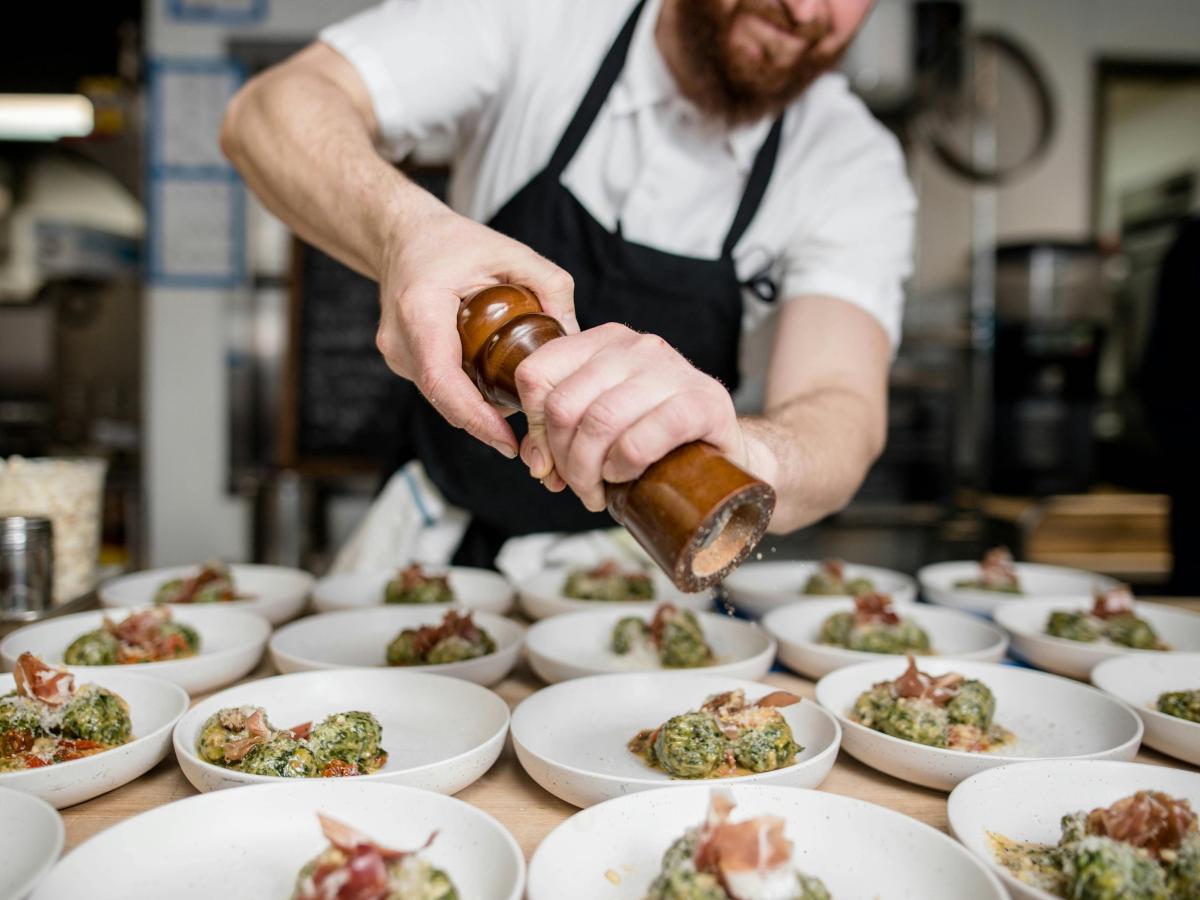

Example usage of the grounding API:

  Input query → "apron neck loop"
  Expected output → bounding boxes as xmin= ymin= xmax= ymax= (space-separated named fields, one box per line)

xmin=546 ymin=0 xmax=647 ymax=178
xmin=721 ymin=114 xmax=785 ymax=259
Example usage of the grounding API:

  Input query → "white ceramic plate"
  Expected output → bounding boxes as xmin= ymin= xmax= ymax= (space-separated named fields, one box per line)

xmin=268 ymin=606 xmax=524 ymax=686
xmin=173 ymin=668 xmax=508 ymax=795
xmin=721 ymin=560 xmax=918 ymax=619
xmin=31 ymin=780 xmax=525 ymax=900
xmin=518 ymin=566 xmax=713 ymax=620
xmin=0 ymin=669 xmax=189 ymax=808
xmin=763 ymin=599 xmax=1009 ymax=679
xmin=814 ymin=658 xmax=1142 ymax=792
xmin=1091 ymin=652 xmax=1200 ymax=766
xmin=0 ymin=786 xmax=63 ymax=900
xmin=948 ymin=760 xmax=1200 ymax=900
xmin=1 ymin=606 xmax=271 ymax=696
xmin=525 ymin=604 xmax=776 ymax=683
xmin=510 ymin=672 xmax=841 ymax=808
xmin=918 ymin=560 xmax=1119 ymax=615
xmin=528 ymin=783 xmax=1007 ymax=900
xmin=100 ymin=563 xmax=313 ymax=626
xmin=993 ymin=597 xmax=1200 ymax=679
xmin=311 ymin=567 xmax=513 ymax=615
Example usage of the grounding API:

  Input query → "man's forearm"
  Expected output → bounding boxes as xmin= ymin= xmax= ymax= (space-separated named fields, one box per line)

xmin=741 ymin=386 xmax=886 ymax=533
xmin=220 ymin=47 xmax=436 ymax=281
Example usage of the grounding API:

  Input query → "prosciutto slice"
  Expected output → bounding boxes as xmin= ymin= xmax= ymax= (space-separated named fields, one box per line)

xmin=978 ymin=546 xmax=1019 ymax=590
xmin=13 ymin=652 xmax=75 ymax=707
xmin=819 ymin=559 xmax=846 ymax=583
xmin=890 ymin=656 xmax=963 ymax=707
xmin=852 ymin=593 xmax=900 ymax=626
xmin=693 ymin=792 xmax=793 ymax=898
xmin=1091 ymin=585 xmax=1136 ymax=620
xmin=403 ymin=610 xmax=484 ymax=660
xmin=294 ymin=814 xmax=438 ymax=900
xmin=221 ymin=708 xmax=272 ymax=763
xmin=1086 ymin=791 xmax=1197 ymax=859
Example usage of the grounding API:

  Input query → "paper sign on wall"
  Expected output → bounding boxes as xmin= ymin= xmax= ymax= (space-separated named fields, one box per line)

xmin=148 ymin=58 xmax=246 ymax=288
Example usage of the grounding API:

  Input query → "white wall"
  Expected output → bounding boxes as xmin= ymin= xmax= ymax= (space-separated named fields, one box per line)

xmin=143 ymin=0 xmax=376 ymax=565
xmin=910 ymin=0 xmax=1200 ymax=296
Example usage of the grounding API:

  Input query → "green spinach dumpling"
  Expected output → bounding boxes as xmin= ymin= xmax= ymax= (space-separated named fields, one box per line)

xmin=651 ymin=712 xmax=726 ymax=779
xmin=1156 ymin=689 xmax=1200 ymax=724
xmin=59 ymin=684 xmax=132 ymax=745
xmin=63 ymin=630 xmax=121 ymax=666
xmin=239 ymin=734 xmax=317 ymax=777
xmin=306 ymin=711 xmax=386 ymax=772
xmin=384 ymin=563 xmax=455 ymax=605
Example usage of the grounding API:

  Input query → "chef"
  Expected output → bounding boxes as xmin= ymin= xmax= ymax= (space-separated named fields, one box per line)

xmin=220 ymin=0 xmax=916 ymax=567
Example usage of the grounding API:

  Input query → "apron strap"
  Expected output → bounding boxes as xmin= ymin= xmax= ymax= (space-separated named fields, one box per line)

xmin=546 ymin=0 xmax=647 ymax=178
xmin=545 ymin=0 xmax=784 ymax=260
xmin=721 ymin=114 xmax=785 ymax=258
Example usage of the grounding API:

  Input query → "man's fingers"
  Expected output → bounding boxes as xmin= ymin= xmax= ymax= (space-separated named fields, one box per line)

xmin=502 ymin=258 xmax=579 ymax=334
xmin=514 ymin=324 xmax=631 ymax=479
xmin=420 ymin=363 xmax=517 ymax=456
xmin=558 ymin=377 xmax=677 ymax=511
xmin=403 ymin=303 xmax=517 ymax=455
xmin=601 ymin=390 xmax=732 ymax=484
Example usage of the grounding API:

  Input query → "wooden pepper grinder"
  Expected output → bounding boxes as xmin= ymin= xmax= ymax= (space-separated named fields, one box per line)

xmin=457 ymin=284 xmax=776 ymax=592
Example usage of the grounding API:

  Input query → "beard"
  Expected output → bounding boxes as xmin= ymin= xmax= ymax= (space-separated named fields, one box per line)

xmin=671 ymin=0 xmax=848 ymax=124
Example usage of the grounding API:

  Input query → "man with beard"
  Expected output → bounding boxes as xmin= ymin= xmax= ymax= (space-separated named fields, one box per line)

xmin=221 ymin=0 xmax=915 ymax=563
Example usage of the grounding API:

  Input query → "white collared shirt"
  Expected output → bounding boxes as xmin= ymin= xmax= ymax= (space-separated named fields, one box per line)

xmin=321 ymin=0 xmax=916 ymax=390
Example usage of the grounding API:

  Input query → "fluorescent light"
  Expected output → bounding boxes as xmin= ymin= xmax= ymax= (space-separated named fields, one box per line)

xmin=0 ymin=94 xmax=94 ymax=141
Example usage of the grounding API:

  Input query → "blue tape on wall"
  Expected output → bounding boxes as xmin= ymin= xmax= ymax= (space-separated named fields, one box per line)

xmin=147 ymin=57 xmax=247 ymax=288
xmin=166 ymin=0 xmax=268 ymax=26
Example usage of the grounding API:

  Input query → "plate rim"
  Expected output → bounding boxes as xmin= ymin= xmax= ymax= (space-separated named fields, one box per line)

xmin=171 ymin=667 xmax=512 ymax=785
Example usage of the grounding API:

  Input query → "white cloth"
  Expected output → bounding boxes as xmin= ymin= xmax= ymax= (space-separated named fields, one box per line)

xmin=320 ymin=0 xmax=917 ymax=376
xmin=330 ymin=460 xmax=646 ymax=580
xmin=330 ymin=461 xmax=468 ymax=572
xmin=495 ymin=528 xmax=652 ymax=586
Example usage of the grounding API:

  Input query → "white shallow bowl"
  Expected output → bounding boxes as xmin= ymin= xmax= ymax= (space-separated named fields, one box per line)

xmin=311 ymin=566 xmax=513 ymax=615
xmin=0 ymin=669 xmax=189 ymax=808
xmin=815 ymin=658 xmax=1143 ymax=792
xmin=1 ymin=606 xmax=271 ymax=696
xmin=529 ymin=783 xmax=1007 ymax=900
xmin=722 ymin=560 xmax=918 ymax=619
xmin=31 ymin=780 xmax=525 ymax=900
xmin=948 ymin=760 xmax=1200 ymax=900
xmin=918 ymin=560 xmax=1119 ymax=615
xmin=518 ymin=566 xmax=714 ymax=621
xmin=100 ymin=563 xmax=313 ymax=626
xmin=1092 ymin=652 xmax=1200 ymax=766
xmin=268 ymin=606 xmax=524 ymax=686
xmin=525 ymin=605 xmax=776 ymax=683
xmin=763 ymin=599 xmax=1009 ymax=679
xmin=994 ymin=597 xmax=1200 ymax=679
xmin=0 ymin=786 xmax=63 ymax=900
xmin=173 ymin=668 xmax=508 ymax=795
xmin=511 ymin=672 xmax=841 ymax=808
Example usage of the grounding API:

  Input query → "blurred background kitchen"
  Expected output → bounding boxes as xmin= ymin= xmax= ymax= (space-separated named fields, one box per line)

xmin=2 ymin=0 xmax=1198 ymax=609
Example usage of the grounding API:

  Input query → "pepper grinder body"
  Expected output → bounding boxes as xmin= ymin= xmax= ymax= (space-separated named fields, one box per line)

xmin=457 ymin=285 xmax=775 ymax=591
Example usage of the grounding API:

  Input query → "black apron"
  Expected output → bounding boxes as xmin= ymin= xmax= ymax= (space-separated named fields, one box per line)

xmin=410 ymin=0 xmax=783 ymax=567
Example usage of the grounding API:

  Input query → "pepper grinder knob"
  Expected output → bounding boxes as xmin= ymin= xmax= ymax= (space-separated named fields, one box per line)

xmin=457 ymin=284 xmax=776 ymax=591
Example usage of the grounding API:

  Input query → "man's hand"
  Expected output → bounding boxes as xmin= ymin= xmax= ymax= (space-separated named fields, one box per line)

xmin=220 ymin=43 xmax=579 ymax=460
xmin=513 ymin=323 xmax=748 ymax=511
xmin=375 ymin=203 xmax=578 ymax=459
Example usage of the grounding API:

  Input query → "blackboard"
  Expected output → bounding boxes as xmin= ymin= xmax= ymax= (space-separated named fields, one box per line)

xmin=283 ymin=241 xmax=411 ymax=471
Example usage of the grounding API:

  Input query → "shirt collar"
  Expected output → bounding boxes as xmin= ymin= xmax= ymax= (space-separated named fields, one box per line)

xmin=610 ymin=0 xmax=778 ymax=173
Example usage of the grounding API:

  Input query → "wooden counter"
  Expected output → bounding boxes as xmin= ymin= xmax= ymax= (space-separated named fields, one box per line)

xmin=59 ymin=601 xmax=1200 ymax=859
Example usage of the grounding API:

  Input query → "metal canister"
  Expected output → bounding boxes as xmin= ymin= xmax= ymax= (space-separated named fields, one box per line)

xmin=1 ymin=516 xmax=54 ymax=621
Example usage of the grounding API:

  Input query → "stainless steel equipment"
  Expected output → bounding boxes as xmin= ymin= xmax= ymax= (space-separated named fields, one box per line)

xmin=0 ymin=515 xmax=53 ymax=621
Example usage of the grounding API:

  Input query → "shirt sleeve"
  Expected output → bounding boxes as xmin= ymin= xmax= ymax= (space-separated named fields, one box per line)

xmin=320 ymin=0 xmax=520 ymax=160
xmin=778 ymin=107 xmax=917 ymax=349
